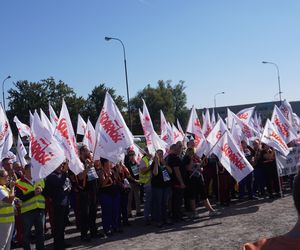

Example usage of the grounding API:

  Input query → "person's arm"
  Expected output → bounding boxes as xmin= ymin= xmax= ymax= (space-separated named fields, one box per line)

xmin=152 ymin=154 xmax=159 ymax=176
xmin=174 ymin=166 xmax=185 ymax=189
xmin=15 ymin=185 xmax=35 ymax=202
xmin=1 ymin=182 xmax=15 ymax=204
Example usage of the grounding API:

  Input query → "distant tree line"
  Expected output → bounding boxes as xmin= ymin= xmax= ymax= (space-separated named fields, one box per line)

xmin=6 ymin=77 xmax=189 ymax=135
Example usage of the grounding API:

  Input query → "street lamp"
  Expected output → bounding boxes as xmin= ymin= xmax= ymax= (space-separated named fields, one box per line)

xmin=2 ymin=75 xmax=11 ymax=110
xmin=105 ymin=36 xmax=132 ymax=131
xmin=214 ymin=91 xmax=225 ymax=108
xmin=262 ymin=61 xmax=282 ymax=104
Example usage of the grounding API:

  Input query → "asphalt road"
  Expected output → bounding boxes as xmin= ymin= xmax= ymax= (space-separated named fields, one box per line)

xmin=34 ymin=193 xmax=296 ymax=250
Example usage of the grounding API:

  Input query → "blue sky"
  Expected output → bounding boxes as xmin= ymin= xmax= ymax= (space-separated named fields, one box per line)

xmin=1 ymin=0 xmax=299 ymax=109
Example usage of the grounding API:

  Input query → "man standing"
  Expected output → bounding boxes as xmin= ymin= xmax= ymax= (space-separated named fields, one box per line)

xmin=45 ymin=161 xmax=72 ymax=250
xmin=16 ymin=164 xmax=46 ymax=250
xmin=167 ymin=144 xmax=186 ymax=222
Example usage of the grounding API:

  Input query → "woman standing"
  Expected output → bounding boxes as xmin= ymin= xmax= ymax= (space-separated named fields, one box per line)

xmin=0 ymin=169 xmax=16 ymax=250
xmin=151 ymin=149 xmax=172 ymax=227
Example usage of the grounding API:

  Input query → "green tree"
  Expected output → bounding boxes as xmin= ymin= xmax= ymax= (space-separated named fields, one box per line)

xmin=130 ymin=80 xmax=188 ymax=134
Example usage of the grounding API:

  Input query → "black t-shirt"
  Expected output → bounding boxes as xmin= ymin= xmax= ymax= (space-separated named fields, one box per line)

xmin=125 ymin=160 xmax=139 ymax=180
xmin=151 ymin=162 xmax=172 ymax=188
xmin=167 ymin=153 xmax=185 ymax=187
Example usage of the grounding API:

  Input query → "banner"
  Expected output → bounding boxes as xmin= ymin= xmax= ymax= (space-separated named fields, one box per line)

xmin=275 ymin=146 xmax=300 ymax=176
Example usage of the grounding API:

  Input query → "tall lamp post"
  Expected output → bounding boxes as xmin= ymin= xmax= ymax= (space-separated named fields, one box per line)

xmin=262 ymin=61 xmax=282 ymax=104
xmin=105 ymin=36 xmax=132 ymax=131
xmin=2 ymin=75 xmax=11 ymax=110
xmin=214 ymin=91 xmax=225 ymax=108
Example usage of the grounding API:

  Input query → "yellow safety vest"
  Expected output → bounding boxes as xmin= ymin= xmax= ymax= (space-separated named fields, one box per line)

xmin=16 ymin=179 xmax=45 ymax=214
xmin=0 ymin=185 xmax=15 ymax=223
xmin=139 ymin=156 xmax=151 ymax=184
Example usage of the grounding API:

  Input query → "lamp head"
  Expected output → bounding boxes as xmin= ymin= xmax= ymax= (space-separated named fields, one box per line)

xmin=104 ymin=37 xmax=112 ymax=41
xmin=262 ymin=61 xmax=268 ymax=64
xmin=221 ymin=91 xmax=225 ymax=94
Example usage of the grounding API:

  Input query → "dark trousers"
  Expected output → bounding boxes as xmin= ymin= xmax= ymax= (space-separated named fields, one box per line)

xmin=79 ymin=191 xmax=97 ymax=237
xmin=253 ymin=168 xmax=266 ymax=195
xmin=152 ymin=186 xmax=171 ymax=223
xmin=22 ymin=209 xmax=45 ymax=250
xmin=239 ymin=173 xmax=253 ymax=199
xmin=99 ymin=192 xmax=120 ymax=233
xmin=172 ymin=188 xmax=184 ymax=220
xmin=120 ymin=191 xmax=129 ymax=224
xmin=219 ymin=174 xmax=231 ymax=203
xmin=53 ymin=204 xmax=67 ymax=250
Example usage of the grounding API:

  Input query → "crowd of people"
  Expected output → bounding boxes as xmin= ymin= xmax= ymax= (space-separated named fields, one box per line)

xmin=0 ymin=137 xmax=293 ymax=250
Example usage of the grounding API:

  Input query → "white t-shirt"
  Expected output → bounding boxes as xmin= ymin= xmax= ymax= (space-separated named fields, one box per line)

xmin=0 ymin=186 xmax=9 ymax=200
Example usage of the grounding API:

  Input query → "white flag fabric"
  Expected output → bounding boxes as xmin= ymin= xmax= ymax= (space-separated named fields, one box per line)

xmin=77 ymin=114 xmax=87 ymax=136
xmin=30 ymin=111 xmax=65 ymax=181
xmin=40 ymin=109 xmax=55 ymax=135
xmin=82 ymin=119 xmax=96 ymax=152
xmin=261 ymin=119 xmax=290 ymax=156
xmin=49 ymin=103 xmax=59 ymax=128
xmin=13 ymin=116 xmax=31 ymax=137
xmin=271 ymin=105 xmax=297 ymax=144
xmin=139 ymin=100 xmax=167 ymax=155
xmin=212 ymin=131 xmax=254 ymax=182
xmin=236 ymin=107 xmax=255 ymax=124
xmin=186 ymin=106 xmax=203 ymax=147
xmin=16 ymin=135 xmax=27 ymax=166
xmin=279 ymin=100 xmax=293 ymax=124
xmin=160 ymin=110 xmax=174 ymax=147
xmin=233 ymin=112 xmax=259 ymax=140
xmin=94 ymin=92 xmax=134 ymax=163
xmin=211 ymin=109 xmax=216 ymax=127
xmin=54 ymin=100 xmax=84 ymax=175
xmin=172 ymin=124 xmax=184 ymax=143
xmin=177 ymin=119 xmax=185 ymax=136
xmin=0 ymin=105 xmax=13 ymax=160
xmin=206 ymin=118 xmax=228 ymax=146
xmin=202 ymin=109 xmax=212 ymax=138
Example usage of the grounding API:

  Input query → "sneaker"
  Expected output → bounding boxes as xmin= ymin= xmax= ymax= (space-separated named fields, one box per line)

xmin=209 ymin=210 xmax=222 ymax=217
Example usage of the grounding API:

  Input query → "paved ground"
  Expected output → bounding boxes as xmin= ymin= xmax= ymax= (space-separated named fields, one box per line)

xmin=35 ymin=192 xmax=296 ymax=250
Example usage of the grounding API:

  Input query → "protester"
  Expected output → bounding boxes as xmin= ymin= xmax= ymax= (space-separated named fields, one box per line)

xmin=167 ymin=144 xmax=186 ymax=222
xmin=115 ymin=162 xmax=131 ymax=226
xmin=151 ymin=149 xmax=172 ymax=227
xmin=139 ymin=148 xmax=153 ymax=225
xmin=0 ymin=169 xmax=16 ymax=250
xmin=243 ymin=172 xmax=300 ymax=249
xmin=16 ymin=164 xmax=46 ymax=250
xmin=45 ymin=161 xmax=72 ymax=250
xmin=77 ymin=145 xmax=100 ymax=241
xmin=98 ymin=158 xmax=121 ymax=236
xmin=124 ymin=149 xmax=141 ymax=217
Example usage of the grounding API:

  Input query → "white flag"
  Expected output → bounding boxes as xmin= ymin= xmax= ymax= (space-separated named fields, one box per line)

xmin=30 ymin=111 xmax=65 ymax=181
xmin=77 ymin=114 xmax=87 ymax=136
xmin=160 ymin=110 xmax=174 ymax=146
xmin=177 ymin=119 xmax=185 ymax=135
xmin=49 ymin=103 xmax=59 ymax=128
xmin=94 ymin=92 xmax=134 ymax=163
xmin=186 ymin=106 xmax=203 ymax=147
xmin=13 ymin=116 xmax=31 ymax=137
xmin=261 ymin=119 xmax=290 ymax=156
xmin=139 ymin=100 xmax=167 ymax=155
xmin=16 ymin=135 xmax=27 ymax=166
xmin=82 ymin=119 xmax=96 ymax=152
xmin=233 ymin=112 xmax=259 ymax=140
xmin=40 ymin=109 xmax=55 ymax=135
xmin=54 ymin=100 xmax=84 ymax=175
xmin=206 ymin=118 xmax=228 ymax=146
xmin=0 ymin=105 xmax=13 ymax=159
xmin=211 ymin=109 xmax=216 ymax=127
xmin=202 ymin=108 xmax=212 ymax=138
xmin=279 ymin=100 xmax=293 ymax=125
xmin=271 ymin=105 xmax=297 ymax=144
xmin=172 ymin=124 xmax=184 ymax=143
xmin=212 ymin=131 xmax=253 ymax=182
xmin=236 ymin=107 xmax=255 ymax=124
